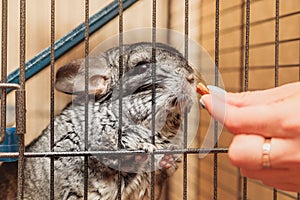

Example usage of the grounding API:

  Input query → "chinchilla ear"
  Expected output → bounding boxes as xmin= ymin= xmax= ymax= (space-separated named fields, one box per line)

xmin=55 ymin=58 xmax=111 ymax=95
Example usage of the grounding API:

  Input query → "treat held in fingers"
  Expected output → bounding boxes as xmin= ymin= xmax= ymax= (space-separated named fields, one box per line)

xmin=196 ymin=82 xmax=210 ymax=95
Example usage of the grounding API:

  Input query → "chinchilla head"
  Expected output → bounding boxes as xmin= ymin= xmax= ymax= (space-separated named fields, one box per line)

xmin=55 ymin=42 xmax=204 ymax=138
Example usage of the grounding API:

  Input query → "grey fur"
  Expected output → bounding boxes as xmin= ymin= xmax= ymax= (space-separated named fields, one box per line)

xmin=0 ymin=43 xmax=204 ymax=200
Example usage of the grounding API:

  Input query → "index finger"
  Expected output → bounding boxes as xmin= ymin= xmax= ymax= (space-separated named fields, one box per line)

xmin=201 ymin=94 xmax=287 ymax=138
xmin=226 ymin=82 xmax=300 ymax=107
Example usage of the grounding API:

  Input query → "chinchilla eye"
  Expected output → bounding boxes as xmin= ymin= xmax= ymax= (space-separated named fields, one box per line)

xmin=138 ymin=64 xmax=148 ymax=73
xmin=130 ymin=63 xmax=149 ymax=76
xmin=136 ymin=61 xmax=149 ymax=67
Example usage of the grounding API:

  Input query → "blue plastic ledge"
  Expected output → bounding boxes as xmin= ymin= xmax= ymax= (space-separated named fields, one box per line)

xmin=7 ymin=0 xmax=137 ymax=93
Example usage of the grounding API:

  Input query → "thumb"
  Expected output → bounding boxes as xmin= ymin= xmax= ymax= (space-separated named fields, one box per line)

xmin=200 ymin=87 xmax=227 ymax=125
xmin=201 ymin=95 xmax=225 ymax=124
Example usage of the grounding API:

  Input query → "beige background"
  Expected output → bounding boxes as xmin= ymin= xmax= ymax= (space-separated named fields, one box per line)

xmin=1 ymin=0 xmax=300 ymax=199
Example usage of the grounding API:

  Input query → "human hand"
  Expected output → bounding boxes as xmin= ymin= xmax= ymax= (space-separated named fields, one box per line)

xmin=200 ymin=82 xmax=300 ymax=192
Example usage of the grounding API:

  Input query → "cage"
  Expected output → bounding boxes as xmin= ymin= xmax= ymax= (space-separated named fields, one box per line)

xmin=0 ymin=0 xmax=299 ymax=199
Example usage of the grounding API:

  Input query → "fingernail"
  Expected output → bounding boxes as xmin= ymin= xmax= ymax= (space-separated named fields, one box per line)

xmin=207 ymin=85 xmax=226 ymax=95
xmin=200 ymin=98 xmax=206 ymax=109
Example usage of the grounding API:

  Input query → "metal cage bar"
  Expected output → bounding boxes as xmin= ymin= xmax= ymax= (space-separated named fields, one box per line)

xmin=0 ymin=0 xmax=8 ymax=144
xmin=214 ymin=0 xmax=220 ymax=200
xmin=0 ymin=148 xmax=229 ymax=159
xmin=274 ymin=0 xmax=280 ymax=88
xmin=16 ymin=0 xmax=27 ymax=199
xmin=151 ymin=1 xmax=157 ymax=199
xmin=118 ymin=0 xmax=124 ymax=199
xmin=84 ymin=0 xmax=90 ymax=199
xmin=273 ymin=0 xmax=280 ymax=199
xmin=50 ymin=0 xmax=55 ymax=199
xmin=242 ymin=0 xmax=251 ymax=199
xmin=183 ymin=1 xmax=189 ymax=199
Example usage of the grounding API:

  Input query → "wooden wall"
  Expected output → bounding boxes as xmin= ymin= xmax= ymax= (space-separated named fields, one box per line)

xmin=1 ymin=0 xmax=300 ymax=199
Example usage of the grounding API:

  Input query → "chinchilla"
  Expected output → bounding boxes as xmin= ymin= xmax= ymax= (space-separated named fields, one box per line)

xmin=0 ymin=42 xmax=205 ymax=200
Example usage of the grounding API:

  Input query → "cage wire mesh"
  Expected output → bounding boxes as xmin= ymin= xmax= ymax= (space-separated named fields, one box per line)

xmin=0 ymin=0 xmax=299 ymax=200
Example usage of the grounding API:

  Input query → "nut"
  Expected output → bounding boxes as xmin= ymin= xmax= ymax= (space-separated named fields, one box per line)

xmin=196 ymin=82 xmax=210 ymax=95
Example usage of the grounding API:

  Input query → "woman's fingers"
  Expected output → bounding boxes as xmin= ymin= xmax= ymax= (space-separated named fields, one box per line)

xmin=201 ymin=94 xmax=287 ymax=137
xmin=206 ymin=95 xmax=300 ymax=138
xmin=201 ymin=83 xmax=300 ymax=137
xmin=200 ymin=82 xmax=300 ymax=193
xmin=228 ymin=134 xmax=265 ymax=170
xmin=224 ymin=103 xmax=285 ymax=137
xmin=228 ymin=133 xmax=300 ymax=192
xmin=229 ymin=134 xmax=300 ymax=170
xmin=226 ymin=82 xmax=300 ymax=107
xmin=201 ymin=88 xmax=300 ymax=138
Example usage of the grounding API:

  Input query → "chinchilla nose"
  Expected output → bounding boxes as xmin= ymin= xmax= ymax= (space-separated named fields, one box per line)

xmin=186 ymin=74 xmax=195 ymax=84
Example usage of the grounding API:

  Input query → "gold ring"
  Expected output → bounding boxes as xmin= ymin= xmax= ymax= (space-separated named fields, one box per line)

xmin=262 ymin=138 xmax=271 ymax=168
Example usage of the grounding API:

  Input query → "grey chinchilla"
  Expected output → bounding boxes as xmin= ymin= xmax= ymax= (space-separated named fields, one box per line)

xmin=0 ymin=42 xmax=205 ymax=200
